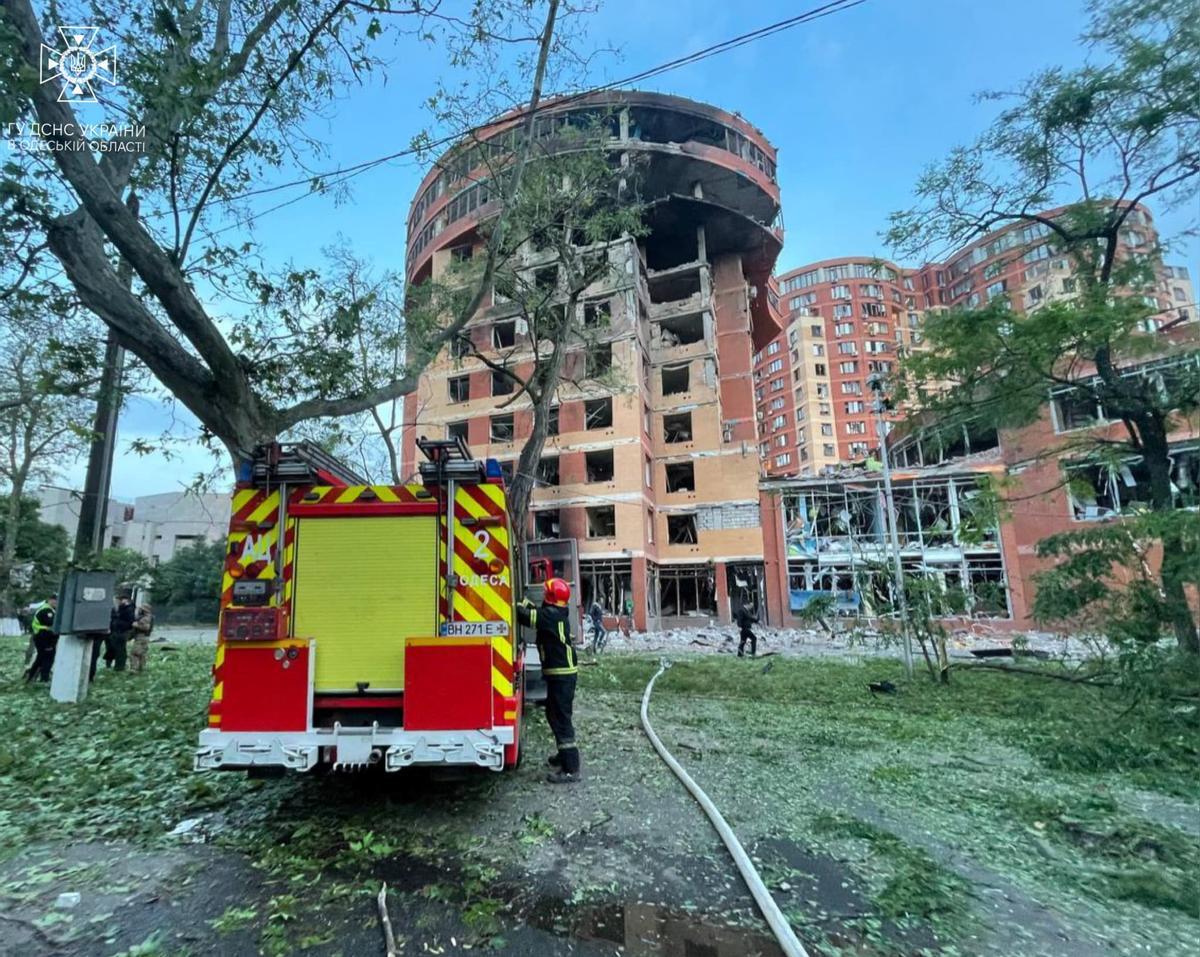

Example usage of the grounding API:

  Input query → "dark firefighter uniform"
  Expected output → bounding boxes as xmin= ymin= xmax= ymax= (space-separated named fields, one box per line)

xmin=25 ymin=600 xmax=58 ymax=682
xmin=517 ymin=590 xmax=580 ymax=781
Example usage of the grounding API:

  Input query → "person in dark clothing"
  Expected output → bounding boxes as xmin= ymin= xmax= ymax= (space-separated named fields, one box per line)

xmin=736 ymin=604 xmax=758 ymax=658
xmin=109 ymin=595 xmax=135 ymax=671
xmin=92 ymin=594 xmax=135 ymax=679
xmin=24 ymin=596 xmax=58 ymax=682
xmin=588 ymin=601 xmax=606 ymax=654
xmin=517 ymin=577 xmax=580 ymax=784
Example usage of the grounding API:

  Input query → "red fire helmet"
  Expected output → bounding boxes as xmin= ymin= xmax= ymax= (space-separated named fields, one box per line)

xmin=544 ymin=577 xmax=571 ymax=607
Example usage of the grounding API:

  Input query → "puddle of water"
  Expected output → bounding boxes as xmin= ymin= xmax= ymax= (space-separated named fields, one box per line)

xmin=528 ymin=898 xmax=785 ymax=957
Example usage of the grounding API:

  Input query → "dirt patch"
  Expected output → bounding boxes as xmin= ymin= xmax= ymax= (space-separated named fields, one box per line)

xmin=0 ymin=841 xmax=260 ymax=957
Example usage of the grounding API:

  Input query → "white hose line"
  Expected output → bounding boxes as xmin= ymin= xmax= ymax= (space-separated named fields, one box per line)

xmin=640 ymin=659 xmax=811 ymax=957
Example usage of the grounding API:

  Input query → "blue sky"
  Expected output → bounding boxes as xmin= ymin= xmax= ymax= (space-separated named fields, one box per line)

xmin=84 ymin=0 xmax=1198 ymax=500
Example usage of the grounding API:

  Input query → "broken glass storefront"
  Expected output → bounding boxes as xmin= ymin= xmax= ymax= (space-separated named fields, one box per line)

xmin=781 ymin=473 xmax=1011 ymax=620
xmin=579 ymin=559 xmax=632 ymax=617
xmin=653 ymin=562 xmax=717 ymax=619
xmin=1066 ymin=443 xmax=1200 ymax=520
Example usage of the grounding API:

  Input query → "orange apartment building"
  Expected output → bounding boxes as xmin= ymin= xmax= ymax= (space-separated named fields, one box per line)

xmin=759 ymin=208 xmax=1197 ymax=630
xmin=400 ymin=92 xmax=785 ymax=630
xmin=400 ymin=96 xmax=1195 ymax=635
xmin=757 ymin=206 xmax=1194 ymax=480
xmin=756 ymin=258 xmax=923 ymax=477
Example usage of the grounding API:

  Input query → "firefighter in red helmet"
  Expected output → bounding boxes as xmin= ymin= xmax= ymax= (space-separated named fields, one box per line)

xmin=517 ymin=576 xmax=580 ymax=783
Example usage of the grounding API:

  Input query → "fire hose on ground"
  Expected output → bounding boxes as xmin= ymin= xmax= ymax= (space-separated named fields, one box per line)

xmin=640 ymin=659 xmax=812 ymax=957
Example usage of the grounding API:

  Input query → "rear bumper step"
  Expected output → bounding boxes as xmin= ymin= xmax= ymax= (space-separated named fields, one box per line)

xmin=196 ymin=726 xmax=515 ymax=773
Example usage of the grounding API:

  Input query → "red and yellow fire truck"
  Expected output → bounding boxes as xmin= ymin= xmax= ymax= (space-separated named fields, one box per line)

xmin=195 ymin=438 xmax=525 ymax=773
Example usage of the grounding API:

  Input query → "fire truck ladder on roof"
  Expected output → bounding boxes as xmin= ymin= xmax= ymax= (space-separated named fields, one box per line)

xmin=251 ymin=442 xmax=369 ymax=486
xmin=417 ymin=435 xmax=486 ymax=484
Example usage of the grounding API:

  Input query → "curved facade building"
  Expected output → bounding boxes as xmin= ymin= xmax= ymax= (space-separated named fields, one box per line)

xmin=401 ymin=92 xmax=784 ymax=630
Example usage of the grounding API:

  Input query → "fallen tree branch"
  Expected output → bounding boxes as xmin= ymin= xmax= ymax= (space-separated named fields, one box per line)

xmin=951 ymin=661 xmax=1115 ymax=685
xmin=564 ymin=811 xmax=612 ymax=841
xmin=377 ymin=883 xmax=398 ymax=957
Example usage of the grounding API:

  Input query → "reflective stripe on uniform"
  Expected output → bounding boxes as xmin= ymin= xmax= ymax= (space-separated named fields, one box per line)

xmin=31 ymin=603 xmax=53 ymax=635
xmin=559 ymin=622 xmax=575 ymax=671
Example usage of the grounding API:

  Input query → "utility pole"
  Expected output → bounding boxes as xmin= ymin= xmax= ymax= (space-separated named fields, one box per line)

xmin=53 ymin=194 xmax=137 ymax=704
xmin=73 ymin=332 xmax=125 ymax=561
xmin=868 ymin=374 xmax=913 ymax=677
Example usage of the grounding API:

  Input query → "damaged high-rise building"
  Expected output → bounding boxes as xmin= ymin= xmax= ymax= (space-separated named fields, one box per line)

xmin=401 ymin=92 xmax=784 ymax=630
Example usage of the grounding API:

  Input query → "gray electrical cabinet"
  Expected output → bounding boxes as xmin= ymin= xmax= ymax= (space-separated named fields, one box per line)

xmin=55 ymin=570 xmax=117 ymax=634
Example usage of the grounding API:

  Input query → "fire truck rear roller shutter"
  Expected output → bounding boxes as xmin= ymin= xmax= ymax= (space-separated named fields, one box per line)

xmin=291 ymin=515 xmax=438 ymax=692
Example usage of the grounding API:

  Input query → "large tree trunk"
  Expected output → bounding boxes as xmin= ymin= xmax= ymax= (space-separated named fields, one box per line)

xmin=507 ymin=338 xmax=570 ymax=557
xmin=0 ymin=474 xmax=26 ymax=614
xmin=1139 ymin=418 xmax=1199 ymax=654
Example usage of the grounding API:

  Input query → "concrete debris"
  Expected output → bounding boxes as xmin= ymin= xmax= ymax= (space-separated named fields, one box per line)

xmin=594 ymin=625 xmax=1103 ymax=662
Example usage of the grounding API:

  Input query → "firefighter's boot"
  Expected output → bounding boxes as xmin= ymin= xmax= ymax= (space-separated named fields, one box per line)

xmin=546 ymin=769 xmax=581 ymax=784
xmin=547 ymin=753 xmax=562 ymax=768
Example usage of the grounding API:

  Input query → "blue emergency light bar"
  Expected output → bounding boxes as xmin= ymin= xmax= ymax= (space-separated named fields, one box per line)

xmin=485 ymin=459 xmax=503 ymax=480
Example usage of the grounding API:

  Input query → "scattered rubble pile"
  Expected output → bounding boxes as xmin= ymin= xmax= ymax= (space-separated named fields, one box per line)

xmin=597 ymin=625 xmax=1102 ymax=662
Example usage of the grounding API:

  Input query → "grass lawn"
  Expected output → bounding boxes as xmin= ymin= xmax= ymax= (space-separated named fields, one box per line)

xmin=0 ymin=637 xmax=1196 ymax=957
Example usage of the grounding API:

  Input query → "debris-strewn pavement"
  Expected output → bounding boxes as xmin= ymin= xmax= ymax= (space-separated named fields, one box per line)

xmin=153 ymin=622 xmax=1107 ymax=662
xmin=600 ymin=623 xmax=1104 ymax=661
xmin=4 ymin=640 xmax=1194 ymax=957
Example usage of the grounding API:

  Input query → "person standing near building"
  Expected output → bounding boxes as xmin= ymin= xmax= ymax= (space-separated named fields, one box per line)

xmin=128 ymin=604 xmax=155 ymax=674
xmin=736 ymin=603 xmax=759 ymax=658
xmin=24 ymin=596 xmax=58 ymax=683
xmin=588 ymin=600 xmax=607 ymax=654
xmin=517 ymin=577 xmax=581 ymax=784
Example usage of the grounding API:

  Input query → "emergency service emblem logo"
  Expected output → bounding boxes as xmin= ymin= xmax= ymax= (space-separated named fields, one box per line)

xmin=40 ymin=26 xmax=118 ymax=103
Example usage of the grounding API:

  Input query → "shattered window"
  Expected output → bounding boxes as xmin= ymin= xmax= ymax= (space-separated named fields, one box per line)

xmin=446 ymin=420 xmax=468 ymax=442
xmin=585 ymin=449 xmax=615 ymax=483
xmin=586 ymin=506 xmax=616 ymax=538
xmin=658 ymin=313 xmax=704 ymax=346
xmin=492 ymin=320 xmax=516 ymax=349
xmin=537 ymin=457 xmax=559 ymax=486
xmin=1067 ymin=454 xmax=1166 ymax=520
xmin=966 ymin=557 xmax=1009 ymax=618
xmin=532 ymin=264 xmax=558 ymax=294
xmin=492 ymin=370 xmax=513 ymax=396
xmin=662 ymin=364 xmax=690 ymax=395
xmin=665 ymin=461 xmax=695 ymax=492
xmin=579 ymin=559 xmax=632 ymax=615
xmin=584 ymin=397 xmax=613 ymax=429
xmin=586 ymin=343 xmax=613 ymax=378
xmin=1053 ymin=389 xmax=1104 ymax=431
xmin=914 ymin=482 xmax=954 ymax=547
xmin=657 ymin=564 xmax=716 ymax=617
xmin=489 ymin=414 xmax=514 ymax=443
xmin=583 ymin=299 xmax=612 ymax=327
xmin=663 ymin=411 xmax=692 ymax=443
xmin=666 ymin=513 xmax=698 ymax=544
xmin=448 ymin=375 xmax=470 ymax=402
xmin=534 ymin=509 xmax=560 ymax=540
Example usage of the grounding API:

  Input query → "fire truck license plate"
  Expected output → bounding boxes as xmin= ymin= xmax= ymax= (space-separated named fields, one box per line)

xmin=440 ymin=621 xmax=509 ymax=637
